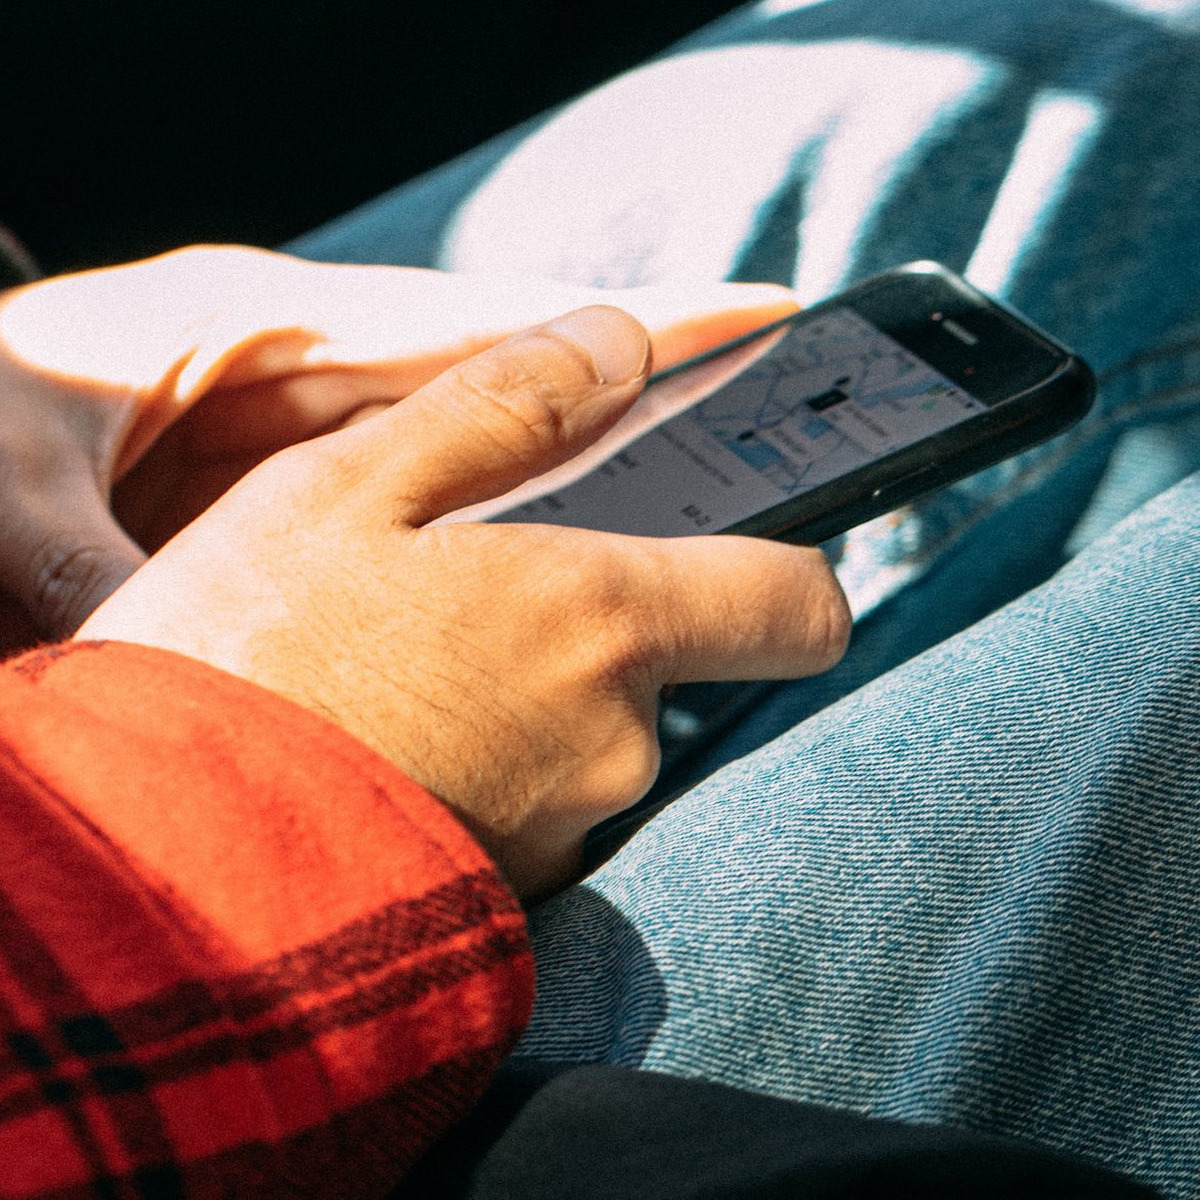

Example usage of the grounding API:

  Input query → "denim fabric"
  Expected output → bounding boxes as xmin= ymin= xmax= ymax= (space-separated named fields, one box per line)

xmin=520 ymin=471 xmax=1200 ymax=1198
xmin=289 ymin=1 xmax=1200 ymax=1195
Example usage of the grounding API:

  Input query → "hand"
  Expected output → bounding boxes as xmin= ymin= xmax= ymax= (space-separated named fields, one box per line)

xmin=79 ymin=306 xmax=850 ymax=898
xmin=0 ymin=245 xmax=798 ymax=652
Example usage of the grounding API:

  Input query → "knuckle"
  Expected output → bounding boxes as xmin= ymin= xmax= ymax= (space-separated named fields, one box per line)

xmin=449 ymin=325 xmax=612 ymax=459
xmin=453 ymin=354 xmax=570 ymax=460
xmin=583 ymin=726 xmax=661 ymax=810
xmin=559 ymin=545 xmax=665 ymax=682
xmin=29 ymin=540 xmax=127 ymax=637
xmin=618 ymin=729 xmax=662 ymax=799
xmin=594 ymin=618 xmax=662 ymax=687
xmin=247 ymin=437 xmax=354 ymax=516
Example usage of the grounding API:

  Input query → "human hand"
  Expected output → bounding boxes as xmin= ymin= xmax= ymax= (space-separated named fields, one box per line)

xmin=0 ymin=245 xmax=798 ymax=652
xmin=78 ymin=306 xmax=850 ymax=898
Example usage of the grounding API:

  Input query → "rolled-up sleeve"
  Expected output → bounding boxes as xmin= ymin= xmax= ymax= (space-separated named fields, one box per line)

xmin=0 ymin=640 xmax=533 ymax=1197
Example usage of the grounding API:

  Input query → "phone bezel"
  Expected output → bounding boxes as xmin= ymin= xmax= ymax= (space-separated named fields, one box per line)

xmin=680 ymin=262 xmax=1097 ymax=544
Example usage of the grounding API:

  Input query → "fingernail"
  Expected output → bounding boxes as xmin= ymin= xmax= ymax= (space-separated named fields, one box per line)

xmin=542 ymin=306 xmax=649 ymax=384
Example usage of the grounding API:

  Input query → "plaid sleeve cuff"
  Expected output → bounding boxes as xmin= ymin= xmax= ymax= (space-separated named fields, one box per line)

xmin=0 ymin=640 xmax=533 ymax=1196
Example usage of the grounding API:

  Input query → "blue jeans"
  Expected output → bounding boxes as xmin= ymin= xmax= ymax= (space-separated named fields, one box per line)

xmin=290 ymin=1 xmax=1200 ymax=1193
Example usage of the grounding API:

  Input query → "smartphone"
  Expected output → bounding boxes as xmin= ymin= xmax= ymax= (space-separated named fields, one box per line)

xmin=458 ymin=262 xmax=1095 ymax=545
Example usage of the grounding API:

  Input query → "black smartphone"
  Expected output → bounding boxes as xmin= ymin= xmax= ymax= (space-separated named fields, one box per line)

xmin=466 ymin=262 xmax=1095 ymax=545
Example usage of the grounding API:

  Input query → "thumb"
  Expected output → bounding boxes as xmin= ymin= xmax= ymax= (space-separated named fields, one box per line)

xmin=2 ymin=469 xmax=146 ymax=640
xmin=340 ymin=306 xmax=651 ymax=527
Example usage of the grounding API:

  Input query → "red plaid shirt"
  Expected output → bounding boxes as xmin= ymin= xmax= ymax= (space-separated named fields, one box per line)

xmin=0 ymin=640 xmax=533 ymax=1196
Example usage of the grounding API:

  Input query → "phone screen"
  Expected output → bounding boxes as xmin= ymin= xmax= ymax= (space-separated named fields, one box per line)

xmin=466 ymin=305 xmax=988 ymax=538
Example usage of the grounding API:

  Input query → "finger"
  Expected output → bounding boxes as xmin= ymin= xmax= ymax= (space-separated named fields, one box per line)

xmin=143 ymin=277 xmax=798 ymax=461
xmin=206 ymin=265 xmax=796 ymax=385
xmin=335 ymin=306 xmax=651 ymax=526
xmin=3 ymin=248 xmax=795 ymax=482
xmin=1 ymin=473 xmax=146 ymax=640
xmin=628 ymin=535 xmax=852 ymax=684
xmin=609 ymin=281 xmax=799 ymax=372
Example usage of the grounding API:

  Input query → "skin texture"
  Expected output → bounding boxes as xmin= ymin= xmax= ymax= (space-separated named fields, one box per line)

xmin=80 ymin=306 xmax=851 ymax=898
xmin=0 ymin=245 xmax=801 ymax=652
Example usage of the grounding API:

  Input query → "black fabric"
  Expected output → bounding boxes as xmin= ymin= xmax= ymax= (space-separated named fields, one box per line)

xmin=399 ymin=1062 xmax=1158 ymax=1199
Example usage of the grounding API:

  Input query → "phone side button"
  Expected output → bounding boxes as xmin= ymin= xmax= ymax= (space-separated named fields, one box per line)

xmin=869 ymin=465 xmax=940 ymax=506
